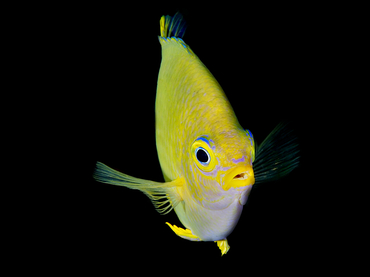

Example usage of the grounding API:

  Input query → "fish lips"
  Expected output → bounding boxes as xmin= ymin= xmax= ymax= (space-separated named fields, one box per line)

xmin=221 ymin=165 xmax=254 ymax=205
xmin=222 ymin=165 xmax=255 ymax=191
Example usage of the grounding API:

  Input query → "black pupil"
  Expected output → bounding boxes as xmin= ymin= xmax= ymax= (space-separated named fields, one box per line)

xmin=197 ymin=148 xmax=209 ymax=163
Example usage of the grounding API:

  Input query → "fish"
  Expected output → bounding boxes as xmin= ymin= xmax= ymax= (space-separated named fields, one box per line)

xmin=93 ymin=12 xmax=299 ymax=255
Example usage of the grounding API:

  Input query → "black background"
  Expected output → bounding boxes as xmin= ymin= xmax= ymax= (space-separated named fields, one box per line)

xmin=37 ymin=2 xmax=342 ymax=274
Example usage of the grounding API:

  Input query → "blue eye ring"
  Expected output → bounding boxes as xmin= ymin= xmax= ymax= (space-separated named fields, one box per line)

xmin=195 ymin=147 xmax=210 ymax=165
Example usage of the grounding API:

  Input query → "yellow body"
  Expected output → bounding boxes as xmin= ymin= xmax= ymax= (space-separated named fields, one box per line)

xmin=156 ymin=35 xmax=255 ymax=246
xmin=93 ymin=13 xmax=299 ymax=256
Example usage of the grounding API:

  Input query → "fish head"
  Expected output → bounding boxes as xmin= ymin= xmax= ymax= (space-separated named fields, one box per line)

xmin=186 ymin=128 xmax=256 ymax=209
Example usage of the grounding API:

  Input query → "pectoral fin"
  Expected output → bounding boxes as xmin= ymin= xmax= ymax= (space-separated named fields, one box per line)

xmin=165 ymin=222 xmax=201 ymax=241
xmin=93 ymin=162 xmax=184 ymax=214
xmin=253 ymin=122 xmax=300 ymax=184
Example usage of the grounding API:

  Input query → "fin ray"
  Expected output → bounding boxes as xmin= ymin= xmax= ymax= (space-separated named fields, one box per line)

xmin=165 ymin=222 xmax=201 ymax=241
xmin=159 ymin=12 xmax=187 ymax=38
xmin=93 ymin=162 xmax=183 ymax=214
xmin=253 ymin=122 xmax=300 ymax=184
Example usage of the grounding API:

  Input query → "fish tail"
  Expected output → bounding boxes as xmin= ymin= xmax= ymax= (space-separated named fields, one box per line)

xmin=93 ymin=162 xmax=183 ymax=215
xmin=160 ymin=12 xmax=187 ymax=38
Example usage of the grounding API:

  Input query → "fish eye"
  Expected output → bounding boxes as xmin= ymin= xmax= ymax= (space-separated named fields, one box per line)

xmin=191 ymin=138 xmax=216 ymax=172
xmin=196 ymin=147 xmax=210 ymax=164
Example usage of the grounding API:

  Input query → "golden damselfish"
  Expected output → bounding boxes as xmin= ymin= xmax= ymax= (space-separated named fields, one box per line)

xmin=93 ymin=13 xmax=299 ymax=256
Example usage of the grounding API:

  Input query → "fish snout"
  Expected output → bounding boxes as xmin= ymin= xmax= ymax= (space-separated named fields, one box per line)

xmin=222 ymin=165 xmax=255 ymax=191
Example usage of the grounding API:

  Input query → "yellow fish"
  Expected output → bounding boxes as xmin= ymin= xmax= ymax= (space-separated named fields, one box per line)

xmin=93 ymin=13 xmax=299 ymax=255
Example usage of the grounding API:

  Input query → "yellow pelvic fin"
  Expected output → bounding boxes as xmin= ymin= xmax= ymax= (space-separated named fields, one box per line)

xmin=215 ymin=239 xmax=230 ymax=256
xmin=165 ymin=222 xmax=201 ymax=241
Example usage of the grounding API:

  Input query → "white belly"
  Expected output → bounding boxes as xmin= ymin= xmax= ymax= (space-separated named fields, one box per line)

xmin=174 ymin=186 xmax=251 ymax=241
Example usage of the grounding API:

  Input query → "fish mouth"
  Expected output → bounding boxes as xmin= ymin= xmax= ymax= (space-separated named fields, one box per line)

xmin=233 ymin=172 xmax=249 ymax=180
xmin=222 ymin=165 xmax=255 ymax=191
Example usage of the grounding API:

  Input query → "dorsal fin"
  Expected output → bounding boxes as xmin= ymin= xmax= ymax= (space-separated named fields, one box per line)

xmin=160 ymin=12 xmax=187 ymax=38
